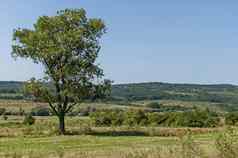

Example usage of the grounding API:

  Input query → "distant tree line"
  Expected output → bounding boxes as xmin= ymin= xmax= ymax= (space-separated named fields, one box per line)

xmin=111 ymin=82 xmax=238 ymax=105
xmin=2 ymin=81 xmax=238 ymax=107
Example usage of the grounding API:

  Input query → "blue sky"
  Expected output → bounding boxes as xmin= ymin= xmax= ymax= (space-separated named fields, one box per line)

xmin=1 ymin=0 xmax=238 ymax=84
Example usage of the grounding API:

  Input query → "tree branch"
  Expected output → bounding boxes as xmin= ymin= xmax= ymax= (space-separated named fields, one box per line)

xmin=65 ymin=102 xmax=77 ymax=113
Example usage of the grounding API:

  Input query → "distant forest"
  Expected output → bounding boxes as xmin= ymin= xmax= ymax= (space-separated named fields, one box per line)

xmin=111 ymin=82 xmax=238 ymax=104
xmin=1 ymin=81 xmax=238 ymax=105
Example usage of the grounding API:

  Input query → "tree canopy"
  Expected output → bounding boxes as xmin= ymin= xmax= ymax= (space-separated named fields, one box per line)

xmin=12 ymin=8 xmax=111 ymax=134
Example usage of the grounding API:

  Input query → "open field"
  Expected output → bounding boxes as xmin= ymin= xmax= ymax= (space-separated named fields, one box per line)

xmin=0 ymin=99 xmax=231 ymax=115
xmin=1 ymin=1 xmax=238 ymax=157
xmin=0 ymin=100 xmax=237 ymax=157
xmin=0 ymin=114 xmax=233 ymax=158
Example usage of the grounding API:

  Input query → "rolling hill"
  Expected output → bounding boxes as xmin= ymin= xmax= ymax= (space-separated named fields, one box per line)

xmin=111 ymin=82 xmax=238 ymax=102
xmin=1 ymin=81 xmax=238 ymax=107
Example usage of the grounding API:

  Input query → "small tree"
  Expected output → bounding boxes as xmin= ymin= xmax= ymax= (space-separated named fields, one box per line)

xmin=12 ymin=9 xmax=111 ymax=134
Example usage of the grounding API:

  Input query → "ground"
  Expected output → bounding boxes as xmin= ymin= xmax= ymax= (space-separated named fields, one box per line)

xmin=0 ymin=100 xmax=234 ymax=158
xmin=0 ymin=115 xmax=226 ymax=158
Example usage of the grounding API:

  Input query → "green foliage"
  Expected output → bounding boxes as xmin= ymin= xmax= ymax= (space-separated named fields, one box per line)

xmin=3 ymin=81 xmax=238 ymax=114
xmin=123 ymin=110 xmax=148 ymax=126
xmin=111 ymin=82 xmax=238 ymax=106
xmin=90 ymin=109 xmax=124 ymax=126
xmin=23 ymin=113 xmax=35 ymax=125
xmin=90 ymin=108 xmax=219 ymax=128
xmin=225 ymin=112 xmax=238 ymax=125
xmin=12 ymin=8 xmax=111 ymax=133
xmin=146 ymin=113 xmax=162 ymax=126
xmin=0 ymin=81 xmax=23 ymax=100
xmin=178 ymin=109 xmax=219 ymax=128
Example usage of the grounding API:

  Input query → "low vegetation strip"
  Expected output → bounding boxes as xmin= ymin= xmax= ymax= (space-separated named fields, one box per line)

xmin=0 ymin=112 xmax=235 ymax=157
xmin=90 ymin=108 xmax=220 ymax=128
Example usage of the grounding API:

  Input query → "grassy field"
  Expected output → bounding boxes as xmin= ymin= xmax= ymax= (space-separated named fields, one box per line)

xmin=0 ymin=99 xmax=229 ymax=115
xmin=0 ymin=115 xmax=231 ymax=158
xmin=0 ymin=100 xmax=237 ymax=157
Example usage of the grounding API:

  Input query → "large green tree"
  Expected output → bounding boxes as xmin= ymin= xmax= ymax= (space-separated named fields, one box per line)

xmin=12 ymin=9 xmax=111 ymax=134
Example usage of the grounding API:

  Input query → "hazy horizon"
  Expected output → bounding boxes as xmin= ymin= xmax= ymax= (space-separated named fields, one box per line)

xmin=1 ymin=1 xmax=238 ymax=84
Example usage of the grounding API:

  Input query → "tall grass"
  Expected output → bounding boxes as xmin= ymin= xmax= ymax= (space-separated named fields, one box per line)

xmin=0 ymin=116 xmax=238 ymax=158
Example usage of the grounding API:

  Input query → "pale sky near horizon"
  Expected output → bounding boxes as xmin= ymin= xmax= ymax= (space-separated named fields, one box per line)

xmin=1 ymin=0 xmax=238 ymax=84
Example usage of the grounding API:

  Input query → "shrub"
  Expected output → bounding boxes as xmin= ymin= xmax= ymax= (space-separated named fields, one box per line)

xmin=111 ymin=110 xmax=124 ymax=126
xmin=90 ymin=108 xmax=220 ymax=128
xmin=90 ymin=110 xmax=111 ymax=126
xmin=90 ymin=109 xmax=124 ymax=126
xmin=225 ymin=112 xmax=238 ymax=126
xmin=124 ymin=109 xmax=148 ymax=126
xmin=176 ymin=109 xmax=220 ymax=128
xmin=23 ymin=113 xmax=35 ymax=125
xmin=146 ymin=112 xmax=175 ymax=126
xmin=148 ymin=109 xmax=220 ymax=128
xmin=205 ymin=116 xmax=220 ymax=127
xmin=146 ymin=113 xmax=161 ymax=126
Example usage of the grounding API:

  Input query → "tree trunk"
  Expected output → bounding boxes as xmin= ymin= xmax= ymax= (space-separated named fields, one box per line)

xmin=58 ymin=113 xmax=65 ymax=135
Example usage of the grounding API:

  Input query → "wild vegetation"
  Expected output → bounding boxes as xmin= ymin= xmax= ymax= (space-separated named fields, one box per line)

xmin=0 ymin=112 xmax=236 ymax=158
xmin=0 ymin=6 xmax=238 ymax=158
xmin=1 ymin=80 xmax=238 ymax=157
xmin=2 ymin=81 xmax=238 ymax=111
xmin=90 ymin=108 xmax=220 ymax=127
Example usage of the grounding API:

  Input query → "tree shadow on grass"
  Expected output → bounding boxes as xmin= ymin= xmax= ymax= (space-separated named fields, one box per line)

xmin=89 ymin=130 xmax=147 ymax=137
xmin=65 ymin=130 xmax=147 ymax=137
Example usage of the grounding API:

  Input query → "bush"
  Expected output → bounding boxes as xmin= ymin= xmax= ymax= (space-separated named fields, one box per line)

xmin=90 ymin=108 xmax=220 ymax=128
xmin=111 ymin=110 xmax=124 ymax=126
xmin=90 ymin=109 xmax=124 ymax=126
xmin=23 ymin=114 xmax=35 ymax=125
xmin=124 ymin=110 xmax=148 ymax=126
xmin=147 ymin=113 xmax=162 ymax=126
xmin=179 ymin=109 xmax=219 ymax=127
xmin=225 ymin=112 xmax=238 ymax=126
xmin=90 ymin=110 xmax=110 ymax=126
xmin=31 ymin=106 xmax=50 ymax=116
xmin=149 ymin=109 xmax=220 ymax=128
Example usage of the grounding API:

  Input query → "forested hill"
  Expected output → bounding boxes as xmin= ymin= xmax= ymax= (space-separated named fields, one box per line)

xmin=111 ymin=82 xmax=238 ymax=104
xmin=0 ymin=81 xmax=23 ymax=93
xmin=1 ymin=81 xmax=238 ymax=104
